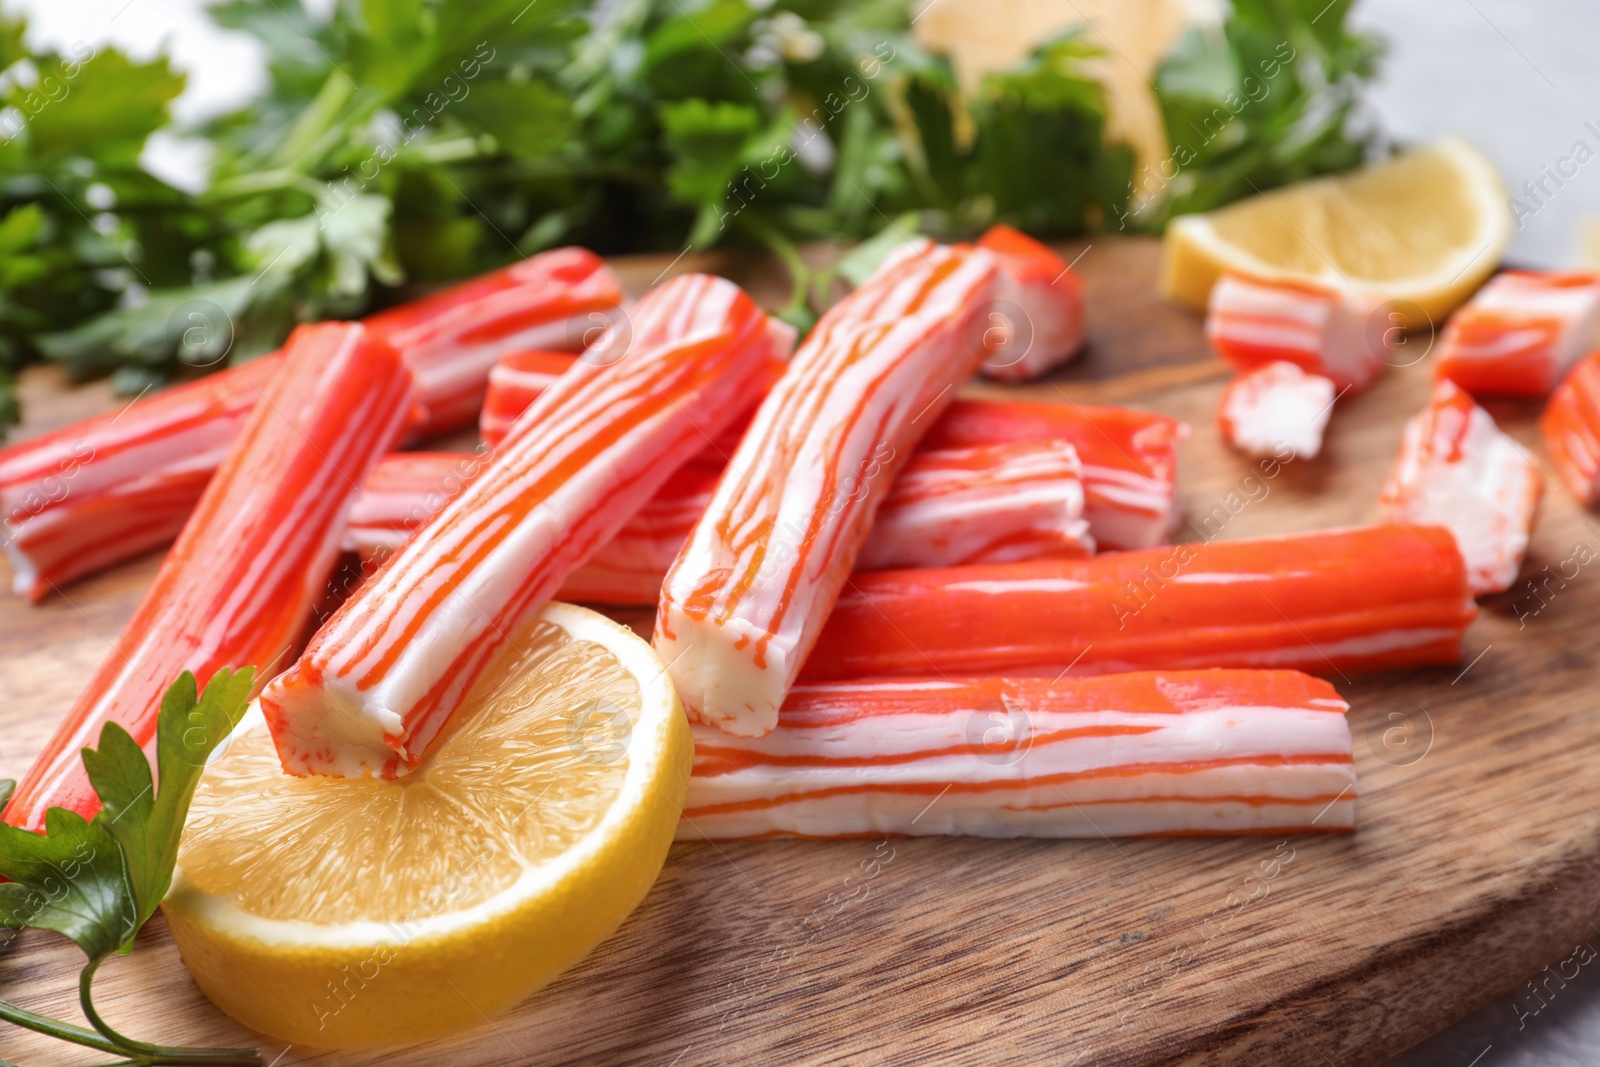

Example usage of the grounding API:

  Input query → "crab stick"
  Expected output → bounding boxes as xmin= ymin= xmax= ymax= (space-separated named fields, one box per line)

xmin=1434 ymin=271 xmax=1600 ymax=398
xmin=1542 ymin=350 xmax=1600 ymax=504
xmin=347 ymin=438 xmax=1092 ymax=601
xmin=678 ymin=671 xmax=1357 ymax=839
xmin=923 ymin=399 xmax=1187 ymax=551
xmin=1380 ymin=380 xmax=1541 ymax=595
xmin=802 ymin=524 xmax=1475 ymax=683
xmin=478 ymin=350 xmax=577 ymax=444
xmin=1205 ymin=274 xmax=1386 ymax=392
xmin=655 ymin=240 xmax=1001 ymax=738
xmin=263 ymin=274 xmax=786 ymax=778
xmin=973 ymin=225 xmax=1087 ymax=382
xmin=1218 ymin=361 xmax=1336 ymax=460
xmin=2 ymin=324 xmax=413 ymax=832
xmin=0 ymin=248 xmax=621 ymax=601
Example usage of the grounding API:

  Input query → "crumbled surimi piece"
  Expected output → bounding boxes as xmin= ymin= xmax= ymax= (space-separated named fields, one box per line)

xmin=678 ymin=671 xmax=1357 ymax=840
xmin=802 ymin=525 xmax=1476 ymax=683
xmin=1542 ymin=350 xmax=1600 ymax=504
xmin=1217 ymin=360 xmax=1337 ymax=460
xmin=1380 ymin=379 xmax=1542 ymax=595
xmin=263 ymin=274 xmax=788 ymax=778
xmin=655 ymin=239 xmax=1001 ymax=738
xmin=1205 ymin=273 xmax=1387 ymax=392
xmin=973 ymin=224 xmax=1087 ymax=382
xmin=1435 ymin=271 xmax=1600 ymax=397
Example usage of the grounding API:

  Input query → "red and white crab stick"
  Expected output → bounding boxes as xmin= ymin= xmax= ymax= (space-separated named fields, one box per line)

xmin=477 ymin=350 xmax=577 ymax=445
xmin=347 ymin=438 xmax=1092 ymax=601
xmin=1542 ymin=350 xmax=1600 ymax=504
xmin=1380 ymin=380 xmax=1541 ymax=595
xmin=678 ymin=671 xmax=1357 ymax=840
xmin=1434 ymin=270 xmax=1600 ymax=398
xmin=655 ymin=240 xmax=1001 ymax=738
xmin=972 ymin=224 xmax=1087 ymax=382
xmin=263 ymin=274 xmax=787 ymax=778
xmin=802 ymin=524 xmax=1476 ymax=683
xmin=0 ymin=248 xmax=621 ymax=601
xmin=2 ymin=323 xmax=413 ymax=832
xmin=1205 ymin=273 xmax=1388 ymax=392
xmin=1218 ymin=360 xmax=1336 ymax=460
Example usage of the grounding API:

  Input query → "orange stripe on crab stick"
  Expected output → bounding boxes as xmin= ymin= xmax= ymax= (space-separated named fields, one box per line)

xmin=345 ymin=438 xmax=1092 ymax=601
xmin=802 ymin=524 xmax=1476 ymax=683
xmin=1 ymin=323 xmax=414 ymax=832
xmin=676 ymin=670 xmax=1356 ymax=839
xmin=1434 ymin=271 xmax=1600 ymax=398
xmin=0 ymin=249 xmax=622 ymax=602
xmin=1542 ymin=350 xmax=1600 ymax=505
xmin=264 ymin=274 xmax=789 ymax=779
xmin=654 ymin=240 xmax=1002 ymax=738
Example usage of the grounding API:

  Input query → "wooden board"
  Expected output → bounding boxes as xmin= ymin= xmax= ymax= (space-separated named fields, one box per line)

xmin=3 ymin=237 xmax=1598 ymax=1067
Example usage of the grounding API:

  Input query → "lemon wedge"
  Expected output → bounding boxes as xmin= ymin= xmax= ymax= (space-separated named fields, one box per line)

xmin=163 ymin=602 xmax=690 ymax=1049
xmin=1162 ymin=137 xmax=1513 ymax=326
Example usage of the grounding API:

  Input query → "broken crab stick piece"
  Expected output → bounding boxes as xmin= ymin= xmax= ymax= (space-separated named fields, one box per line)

xmin=1541 ymin=350 xmax=1600 ymax=504
xmin=1218 ymin=361 xmax=1337 ymax=460
xmin=973 ymin=224 xmax=1087 ymax=382
xmin=854 ymin=440 xmax=1092 ymax=569
xmin=679 ymin=671 xmax=1356 ymax=839
xmin=0 ymin=249 xmax=621 ymax=602
xmin=655 ymin=240 xmax=1001 ymax=738
xmin=1434 ymin=271 xmax=1600 ymax=398
xmin=347 ymin=438 xmax=1093 ymax=601
xmin=802 ymin=524 xmax=1476 ymax=683
xmin=1205 ymin=273 xmax=1387 ymax=392
xmin=1 ymin=324 xmax=413 ymax=832
xmin=924 ymin=398 xmax=1187 ymax=550
xmin=263 ymin=274 xmax=786 ymax=778
xmin=478 ymin=350 xmax=577 ymax=445
xmin=1380 ymin=380 xmax=1542 ymax=596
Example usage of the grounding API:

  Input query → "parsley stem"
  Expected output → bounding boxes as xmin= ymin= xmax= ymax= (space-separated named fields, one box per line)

xmin=0 ymin=995 xmax=126 ymax=1055
xmin=77 ymin=961 xmax=260 ymax=1066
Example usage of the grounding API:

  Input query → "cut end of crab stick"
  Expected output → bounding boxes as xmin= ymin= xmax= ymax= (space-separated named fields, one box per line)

xmin=1380 ymin=379 xmax=1542 ymax=595
xmin=655 ymin=239 xmax=1002 ymax=738
xmin=265 ymin=274 xmax=782 ymax=779
xmin=3 ymin=322 xmax=414 ymax=831
xmin=974 ymin=224 xmax=1087 ymax=382
xmin=1542 ymin=350 xmax=1600 ymax=505
xmin=855 ymin=439 xmax=1093 ymax=569
xmin=925 ymin=398 xmax=1188 ymax=550
xmin=1205 ymin=273 xmax=1387 ymax=393
xmin=1218 ymin=360 xmax=1337 ymax=460
xmin=1434 ymin=271 xmax=1600 ymax=398
xmin=478 ymin=350 xmax=577 ymax=445
xmin=678 ymin=670 xmax=1356 ymax=840
xmin=802 ymin=524 xmax=1476 ymax=684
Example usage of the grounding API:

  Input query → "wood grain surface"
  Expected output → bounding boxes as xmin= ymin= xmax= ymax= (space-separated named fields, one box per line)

xmin=3 ymin=237 xmax=1598 ymax=1067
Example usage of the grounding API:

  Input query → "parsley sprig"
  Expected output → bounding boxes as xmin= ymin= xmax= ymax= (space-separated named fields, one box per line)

xmin=0 ymin=669 xmax=261 ymax=1066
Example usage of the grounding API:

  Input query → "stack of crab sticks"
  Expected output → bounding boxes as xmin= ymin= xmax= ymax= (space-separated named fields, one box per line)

xmin=2 ymin=323 xmax=413 ymax=831
xmin=0 ymin=248 xmax=620 ymax=601
xmin=261 ymin=274 xmax=789 ymax=777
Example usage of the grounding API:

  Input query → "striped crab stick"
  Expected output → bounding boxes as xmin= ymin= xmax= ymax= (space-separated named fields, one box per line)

xmin=655 ymin=240 xmax=1001 ymax=738
xmin=347 ymin=438 xmax=1092 ymax=601
xmin=2 ymin=323 xmax=413 ymax=831
xmin=1434 ymin=271 xmax=1600 ymax=398
xmin=678 ymin=671 xmax=1356 ymax=840
xmin=973 ymin=224 xmax=1087 ymax=382
xmin=0 ymin=248 xmax=621 ymax=602
xmin=1380 ymin=380 xmax=1541 ymax=595
xmin=477 ymin=349 xmax=577 ymax=444
xmin=263 ymin=274 xmax=787 ymax=778
xmin=923 ymin=399 xmax=1186 ymax=550
xmin=802 ymin=524 xmax=1476 ymax=682
xmin=1218 ymin=360 xmax=1336 ymax=460
xmin=1205 ymin=273 xmax=1387 ymax=392
xmin=1542 ymin=350 xmax=1600 ymax=504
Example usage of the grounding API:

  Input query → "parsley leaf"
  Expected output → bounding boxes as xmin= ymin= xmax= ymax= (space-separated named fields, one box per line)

xmin=0 ymin=808 xmax=134 ymax=962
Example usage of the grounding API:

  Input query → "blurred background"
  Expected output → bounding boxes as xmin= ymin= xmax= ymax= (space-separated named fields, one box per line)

xmin=5 ymin=1 xmax=1599 ymax=1063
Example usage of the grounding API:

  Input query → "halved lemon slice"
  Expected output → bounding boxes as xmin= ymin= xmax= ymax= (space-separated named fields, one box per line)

xmin=163 ymin=602 xmax=690 ymax=1049
xmin=1162 ymin=137 xmax=1513 ymax=325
